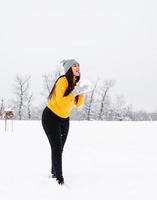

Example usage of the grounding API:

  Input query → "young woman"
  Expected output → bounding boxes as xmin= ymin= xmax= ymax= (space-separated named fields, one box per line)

xmin=41 ymin=59 xmax=87 ymax=185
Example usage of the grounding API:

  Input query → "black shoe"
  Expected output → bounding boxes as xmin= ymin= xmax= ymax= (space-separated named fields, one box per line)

xmin=56 ymin=177 xmax=64 ymax=185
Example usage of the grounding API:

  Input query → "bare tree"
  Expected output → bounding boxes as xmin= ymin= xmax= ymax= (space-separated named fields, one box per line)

xmin=42 ymin=74 xmax=53 ymax=94
xmin=41 ymin=71 xmax=59 ymax=97
xmin=150 ymin=111 xmax=157 ymax=121
xmin=13 ymin=75 xmax=31 ymax=120
xmin=27 ymin=94 xmax=33 ymax=120
xmin=0 ymin=98 xmax=5 ymax=118
xmin=87 ymin=78 xmax=99 ymax=120
xmin=98 ymin=80 xmax=115 ymax=120
xmin=113 ymin=94 xmax=126 ymax=120
xmin=76 ymin=78 xmax=98 ymax=120
xmin=133 ymin=110 xmax=152 ymax=121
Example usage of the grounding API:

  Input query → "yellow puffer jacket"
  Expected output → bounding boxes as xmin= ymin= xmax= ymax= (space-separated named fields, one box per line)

xmin=47 ymin=76 xmax=84 ymax=118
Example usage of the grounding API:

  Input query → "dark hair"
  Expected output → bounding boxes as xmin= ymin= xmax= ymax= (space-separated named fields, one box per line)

xmin=48 ymin=67 xmax=80 ymax=100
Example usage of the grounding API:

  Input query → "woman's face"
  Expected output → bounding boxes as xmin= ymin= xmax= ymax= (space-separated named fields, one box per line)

xmin=71 ymin=64 xmax=80 ymax=76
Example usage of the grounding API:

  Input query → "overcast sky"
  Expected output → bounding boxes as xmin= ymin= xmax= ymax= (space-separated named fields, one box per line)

xmin=0 ymin=0 xmax=157 ymax=111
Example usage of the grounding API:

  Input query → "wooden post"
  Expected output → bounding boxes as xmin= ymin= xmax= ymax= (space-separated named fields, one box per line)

xmin=2 ymin=110 xmax=14 ymax=132
xmin=5 ymin=118 xmax=7 ymax=132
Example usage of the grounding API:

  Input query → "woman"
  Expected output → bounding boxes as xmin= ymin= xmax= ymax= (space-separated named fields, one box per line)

xmin=42 ymin=59 xmax=87 ymax=185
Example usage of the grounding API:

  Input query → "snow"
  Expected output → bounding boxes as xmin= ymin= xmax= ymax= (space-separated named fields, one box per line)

xmin=0 ymin=120 xmax=157 ymax=200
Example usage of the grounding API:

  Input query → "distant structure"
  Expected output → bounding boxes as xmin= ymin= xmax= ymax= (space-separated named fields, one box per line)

xmin=2 ymin=108 xmax=14 ymax=132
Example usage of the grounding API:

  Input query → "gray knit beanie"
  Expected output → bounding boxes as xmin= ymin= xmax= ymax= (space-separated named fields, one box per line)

xmin=61 ymin=59 xmax=79 ymax=74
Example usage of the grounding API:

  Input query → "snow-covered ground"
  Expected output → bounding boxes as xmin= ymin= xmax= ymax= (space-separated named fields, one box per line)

xmin=0 ymin=120 xmax=157 ymax=200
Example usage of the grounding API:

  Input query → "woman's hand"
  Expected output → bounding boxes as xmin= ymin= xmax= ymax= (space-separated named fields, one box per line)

xmin=72 ymin=82 xmax=89 ymax=97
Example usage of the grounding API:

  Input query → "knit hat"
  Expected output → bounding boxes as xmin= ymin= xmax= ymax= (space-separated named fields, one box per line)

xmin=60 ymin=59 xmax=79 ymax=74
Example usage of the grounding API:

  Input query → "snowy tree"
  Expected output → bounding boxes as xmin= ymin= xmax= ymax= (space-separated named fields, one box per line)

xmin=98 ymin=80 xmax=115 ymax=120
xmin=0 ymin=98 xmax=5 ymax=118
xmin=30 ymin=105 xmax=45 ymax=120
xmin=71 ymin=106 xmax=84 ymax=120
xmin=13 ymin=75 xmax=31 ymax=120
xmin=150 ymin=112 xmax=157 ymax=121
xmin=113 ymin=95 xmax=127 ymax=120
xmin=76 ymin=78 xmax=100 ymax=120
xmin=41 ymin=70 xmax=60 ymax=97
xmin=27 ymin=94 xmax=33 ymax=120
xmin=86 ymin=78 xmax=99 ymax=120
xmin=79 ymin=93 xmax=93 ymax=120
xmin=133 ymin=110 xmax=152 ymax=121
xmin=42 ymin=74 xmax=54 ymax=95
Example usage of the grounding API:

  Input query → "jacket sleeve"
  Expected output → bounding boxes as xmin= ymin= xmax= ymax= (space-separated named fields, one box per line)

xmin=75 ymin=94 xmax=84 ymax=107
xmin=55 ymin=78 xmax=75 ymax=106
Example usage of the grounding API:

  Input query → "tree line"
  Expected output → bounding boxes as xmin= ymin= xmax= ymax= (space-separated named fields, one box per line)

xmin=0 ymin=74 xmax=157 ymax=121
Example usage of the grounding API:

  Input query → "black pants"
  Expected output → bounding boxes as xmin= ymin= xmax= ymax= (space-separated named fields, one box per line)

xmin=41 ymin=107 xmax=69 ymax=179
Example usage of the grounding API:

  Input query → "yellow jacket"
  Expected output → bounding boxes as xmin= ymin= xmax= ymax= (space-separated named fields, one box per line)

xmin=47 ymin=76 xmax=84 ymax=118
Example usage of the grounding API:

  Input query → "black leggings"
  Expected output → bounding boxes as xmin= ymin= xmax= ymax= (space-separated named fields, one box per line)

xmin=41 ymin=107 xmax=69 ymax=179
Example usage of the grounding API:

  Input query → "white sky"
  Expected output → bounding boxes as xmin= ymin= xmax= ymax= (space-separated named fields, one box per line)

xmin=0 ymin=0 xmax=157 ymax=111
